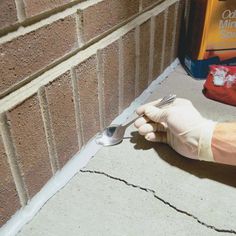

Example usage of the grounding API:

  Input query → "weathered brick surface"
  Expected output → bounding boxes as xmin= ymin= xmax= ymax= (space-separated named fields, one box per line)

xmin=75 ymin=56 xmax=100 ymax=144
xmin=0 ymin=0 xmax=184 ymax=227
xmin=45 ymin=71 xmax=78 ymax=168
xmin=23 ymin=0 xmax=73 ymax=18
xmin=153 ymin=11 xmax=165 ymax=80
xmin=173 ymin=1 xmax=184 ymax=61
xmin=0 ymin=134 xmax=20 ymax=226
xmin=78 ymin=0 xmax=139 ymax=44
xmin=163 ymin=3 xmax=176 ymax=69
xmin=138 ymin=20 xmax=150 ymax=96
xmin=101 ymin=41 xmax=119 ymax=126
xmin=122 ymin=30 xmax=136 ymax=109
xmin=142 ymin=0 xmax=163 ymax=9
xmin=0 ymin=15 xmax=78 ymax=97
xmin=7 ymin=95 xmax=52 ymax=198
xmin=0 ymin=0 xmax=18 ymax=31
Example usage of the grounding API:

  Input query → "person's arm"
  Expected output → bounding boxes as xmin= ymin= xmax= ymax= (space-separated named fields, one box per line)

xmin=211 ymin=123 xmax=236 ymax=165
xmin=135 ymin=98 xmax=236 ymax=166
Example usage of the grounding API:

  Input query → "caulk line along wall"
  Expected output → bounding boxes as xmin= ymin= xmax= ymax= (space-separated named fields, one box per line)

xmin=0 ymin=0 xmax=184 ymax=227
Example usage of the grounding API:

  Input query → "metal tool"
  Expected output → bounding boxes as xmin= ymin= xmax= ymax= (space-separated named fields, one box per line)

xmin=96 ymin=94 xmax=176 ymax=146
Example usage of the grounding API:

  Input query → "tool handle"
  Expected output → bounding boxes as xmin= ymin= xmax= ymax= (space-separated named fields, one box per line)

xmin=122 ymin=94 xmax=176 ymax=128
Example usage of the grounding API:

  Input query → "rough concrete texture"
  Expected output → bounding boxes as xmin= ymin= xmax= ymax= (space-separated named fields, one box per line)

xmin=0 ymin=15 xmax=78 ymax=97
xmin=17 ymin=66 xmax=236 ymax=235
xmin=7 ymin=95 xmax=52 ymax=198
xmin=78 ymin=0 xmax=139 ymax=43
xmin=0 ymin=134 xmax=20 ymax=226
xmin=45 ymin=71 xmax=78 ymax=168
xmin=0 ymin=0 xmax=18 ymax=31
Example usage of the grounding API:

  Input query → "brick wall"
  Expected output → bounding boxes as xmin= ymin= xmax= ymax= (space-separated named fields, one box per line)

xmin=0 ymin=0 xmax=185 ymax=227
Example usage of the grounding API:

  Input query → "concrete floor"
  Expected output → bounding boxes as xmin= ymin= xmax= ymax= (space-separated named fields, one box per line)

xmin=17 ymin=66 xmax=236 ymax=236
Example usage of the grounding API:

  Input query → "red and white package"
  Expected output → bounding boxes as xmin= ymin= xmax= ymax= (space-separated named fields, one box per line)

xmin=203 ymin=65 xmax=236 ymax=106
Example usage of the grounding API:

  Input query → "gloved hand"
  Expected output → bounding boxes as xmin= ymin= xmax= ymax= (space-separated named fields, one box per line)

xmin=134 ymin=98 xmax=216 ymax=161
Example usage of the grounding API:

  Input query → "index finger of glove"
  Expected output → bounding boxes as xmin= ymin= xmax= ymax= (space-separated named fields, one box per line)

xmin=136 ymin=98 xmax=192 ymax=116
xmin=144 ymin=106 xmax=169 ymax=123
xmin=136 ymin=99 xmax=162 ymax=116
xmin=134 ymin=116 xmax=150 ymax=128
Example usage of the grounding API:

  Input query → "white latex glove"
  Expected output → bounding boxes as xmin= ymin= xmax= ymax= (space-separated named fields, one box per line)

xmin=134 ymin=98 xmax=216 ymax=161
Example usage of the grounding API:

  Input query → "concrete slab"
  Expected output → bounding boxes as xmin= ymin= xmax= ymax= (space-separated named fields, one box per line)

xmin=17 ymin=66 xmax=236 ymax=236
xmin=17 ymin=172 xmax=221 ymax=236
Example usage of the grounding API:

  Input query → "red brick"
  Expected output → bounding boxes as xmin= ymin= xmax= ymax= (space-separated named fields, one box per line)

xmin=153 ymin=11 xmax=165 ymax=80
xmin=138 ymin=20 xmax=150 ymax=95
xmin=0 ymin=0 xmax=18 ymax=31
xmin=0 ymin=15 xmax=78 ymax=97
xmin=75 ymin=56 xmax=100 ymax=144
xmin=142 ymin=0 xmax=163 ymax=10
xmin=23 ymin=0 xmax=73 ymax=18
xmin=45 ymin=71 xmax=78 ymax=168
xmin=7 ymin=95 xmax=52 ymax=198
xmin=163 ymin=3 xmax=176 ymax=69
xmin=173 ymin=1 xmax=184 ymax=60
xmin=0 ymin=134 xmax=20 ymax=226
xmin=122 ymin=30 xmax=136 ymax=109
xmin=100 ymin=41 xmax=119 ymax=126
xmin=78 ymin=0 xmax=139 ymax=44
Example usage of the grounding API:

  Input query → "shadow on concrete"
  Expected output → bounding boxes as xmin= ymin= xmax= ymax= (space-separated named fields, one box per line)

xmin=129 ymin=131 xmax=236 ymax=188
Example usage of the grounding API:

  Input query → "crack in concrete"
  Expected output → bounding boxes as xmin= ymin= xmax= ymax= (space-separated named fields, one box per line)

xmin=80 ymin=169 xmax=236 ymax=235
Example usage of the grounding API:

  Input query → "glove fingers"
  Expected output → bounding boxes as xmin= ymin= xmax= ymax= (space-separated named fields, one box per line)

xmin=134 ymin=116 xmax=150 ymax=128
xmin=136 ymin=98 xmax=192 ymax=116
xmin=144 ymin=106 xmax=168 ymax=123
xmin=136 ymin=99 xmax=162 ymax=115
xmin=138 ymin=122 xmax=158 ymax=135
xmin=145 ymin=131 xmax=167 ymax=143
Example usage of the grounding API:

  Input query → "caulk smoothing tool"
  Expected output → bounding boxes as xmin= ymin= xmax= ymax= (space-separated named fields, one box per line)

xmin=96 ymin=94 xmax=176 ymax=146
